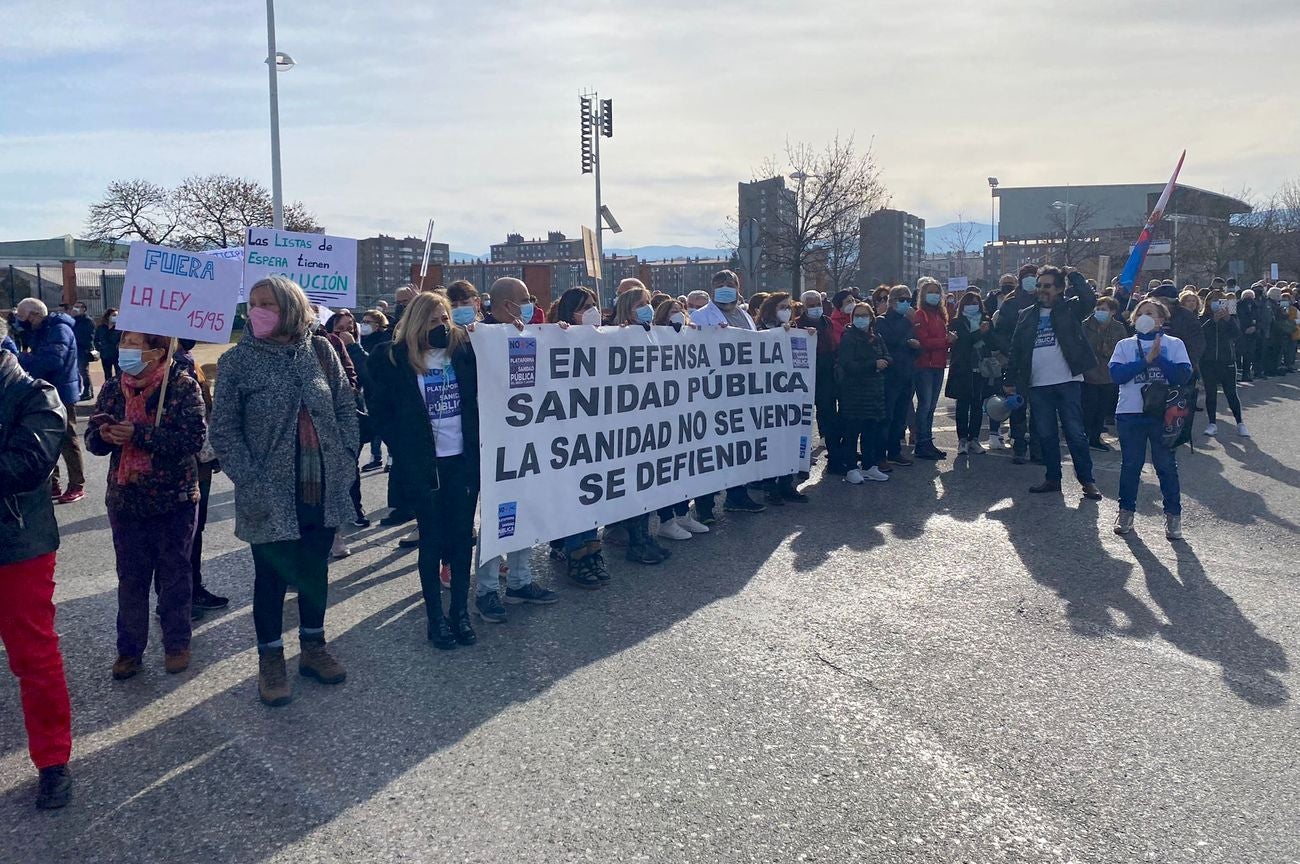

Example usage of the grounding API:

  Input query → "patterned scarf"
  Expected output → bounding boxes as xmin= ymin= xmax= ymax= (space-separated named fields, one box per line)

xmin=116 ymin=362 xmax=167 ymax=485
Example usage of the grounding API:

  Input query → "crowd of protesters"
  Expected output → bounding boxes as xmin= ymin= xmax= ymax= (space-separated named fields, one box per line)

xmin=1 ymin=263 xmax=1296 ymax=810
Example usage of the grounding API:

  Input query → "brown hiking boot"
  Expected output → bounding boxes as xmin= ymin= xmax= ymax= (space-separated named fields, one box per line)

xmin=258 ymin=648 xmax=292 ymax=707
xmin=164 ymin=648 xmax=191 ymax=674
xmin=111 ymin=655 xmax=142 ymax=680
xmin=298 ymin=639 xmax=347 ymax=685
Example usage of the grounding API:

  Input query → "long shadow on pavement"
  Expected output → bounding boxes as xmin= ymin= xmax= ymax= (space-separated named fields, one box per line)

xmin=0 ymin=508 xmax=785 ymax=864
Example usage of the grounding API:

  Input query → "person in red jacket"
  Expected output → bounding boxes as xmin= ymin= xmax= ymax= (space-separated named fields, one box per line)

xmin=911 ymin=277 xmax=955 ymax=459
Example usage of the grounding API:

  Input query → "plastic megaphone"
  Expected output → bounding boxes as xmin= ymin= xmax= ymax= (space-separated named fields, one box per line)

xmin=983 ymin=393 xmax=1025 ymax=423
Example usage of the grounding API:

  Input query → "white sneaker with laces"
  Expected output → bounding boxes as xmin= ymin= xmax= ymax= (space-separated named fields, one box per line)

xmin=657 ymin=518 xmax=693 ymax=541
xmin=1203 ymin=423 xmax=1218 ymax=437
xmin=957 ymin=439 xmax=969 ymax=455
xmin=863 ymin=466 xmax=890 ymax=482
xmin=845 ymin=468 xmax=865 ymax=485
xmin=1237 ymin=422 xmax=1250 ymax=437
xmin=967 ymin=439 xmax=985 ymax=454
xmin=676 ymin=514 xmax=710 ymax=534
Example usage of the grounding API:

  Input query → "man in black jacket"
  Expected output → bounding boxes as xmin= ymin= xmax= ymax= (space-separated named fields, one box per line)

xmin=992 ymin=264 xmax=1042 ymax=460
xmin=0 ymin=323 xmax=73 ymax=810
xmin=68 ymin=301 xmax=95 ymax=402
xmin=1004 ymin=266 xmax=1103 ymax=499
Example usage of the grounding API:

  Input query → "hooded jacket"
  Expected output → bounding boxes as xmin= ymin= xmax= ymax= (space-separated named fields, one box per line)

xmin=0 ymin=350 xmax=65 ymax=566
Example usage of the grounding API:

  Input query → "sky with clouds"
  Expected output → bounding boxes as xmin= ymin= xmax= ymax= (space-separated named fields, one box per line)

xmin=3 ymin=0 xmax=1298 ymax=253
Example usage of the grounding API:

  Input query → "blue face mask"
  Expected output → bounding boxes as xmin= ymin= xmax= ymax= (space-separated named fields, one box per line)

xmin=895 ymin=300 xmax=911 ymax=314
xmin=924 ymin=293 xmax=941 ymax=306
xmin=118 ymin=348 xmax=149 ymax=377
xmin=451 ymin=306 xmax=477 ymax=327
xmin=806 ymin=307 xmax=823 ymax=320
xmin=635 ymin=304 xmax=654 ymax=324
xmin=516 ymin=302 xmax=535 ymax=323
xmin=963 ymin=307 xmax=982 ymax=323
xmin=1093 ymin=310 xmax=1112 ymax=323
xmin=853 ymin=316 xmax=871 ymax=330
xmin=714 ymin=287 xmax=738 ymax=304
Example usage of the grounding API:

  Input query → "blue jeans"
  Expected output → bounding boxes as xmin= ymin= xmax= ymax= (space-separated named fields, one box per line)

xmin=1116 ymin=414 xmax=1181 ymax=515
xmin=912 ymin=368 xmax=944 ymax=446
xmin=883 ymin=372 xmax=914 ymax=459
xmin=1027 ymin=381 xmax=1094 ymax=484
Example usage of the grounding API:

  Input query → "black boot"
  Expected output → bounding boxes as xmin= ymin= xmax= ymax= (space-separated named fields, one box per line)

xmin=427 ymin=614 xmax=456 ymax=650
xmin=449 ymin=609 xmax=477 ymax=646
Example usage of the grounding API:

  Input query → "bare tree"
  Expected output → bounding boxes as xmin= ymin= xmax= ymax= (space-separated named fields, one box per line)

xmin=940 ymin=212 xmax=981 ymax=258
xmin=1045 ymin=200 xmax=1101 ymax=267
xmin=756 ymin=136 xmax=889 ymax=294
xmin=85 ymin=175 xmax=322 ymax=251
xmin=85 ymin=179 xmax=181 ymax=247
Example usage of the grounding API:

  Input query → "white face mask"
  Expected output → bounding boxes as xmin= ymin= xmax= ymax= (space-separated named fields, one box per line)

xmin=358 ymin=323 xmax=374 ymax=337
xmin=1134 ymin=314 xmax=1157 ymax=335
xmin=669 ymin=311 xmax=686 ymax=326
xmin=580 ymin=306 xmax=602 ymax=326
xmin=776 ymin=308 xmax=792 ymax=323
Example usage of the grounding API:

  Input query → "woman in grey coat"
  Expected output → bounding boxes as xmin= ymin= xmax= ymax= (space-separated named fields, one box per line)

xmin=210 ymin=276 xmax=359 ymax=708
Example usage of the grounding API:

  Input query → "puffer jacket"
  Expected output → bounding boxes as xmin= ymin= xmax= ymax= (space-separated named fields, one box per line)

xmin=16 ymin=312 xmax=80 ymax=405
xmin=210 ymin=331 xmax=359 ymax=544
xmin=945 ymin=314 xmax=997 ymax=399
xmin=835 ymin=325 xmax=890 ymax=421
xmin=912 ymin=306 xmax=950 ymax=369
xmin=0 ymin=350 xmax=65 ymax=565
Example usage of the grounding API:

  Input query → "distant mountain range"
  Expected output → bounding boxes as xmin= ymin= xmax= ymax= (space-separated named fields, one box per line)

xmin=925 ymin=221 xmax=994 ymax=253
xmin=449 ymin=244 xmax=728 ymax=264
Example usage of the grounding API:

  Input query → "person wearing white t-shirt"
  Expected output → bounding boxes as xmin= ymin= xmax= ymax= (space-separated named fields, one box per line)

xmin=1004 ymin=266 xmax=1103 ymax=500
xmin=365 ymin=292 xmax=481 ymax=651
xmin=1107 ymin=300 xmax=1193 ymax=540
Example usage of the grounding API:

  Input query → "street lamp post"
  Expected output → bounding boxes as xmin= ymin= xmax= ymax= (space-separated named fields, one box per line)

xmin=264 ymin=0 xmax=295 ymax=230
xmin=1052 ymin=200 xmax=1079 ymax=265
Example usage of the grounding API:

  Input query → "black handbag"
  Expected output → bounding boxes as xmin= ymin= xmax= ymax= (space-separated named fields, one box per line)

xmin=1140 ymin=381 xmax=1170 ymax=418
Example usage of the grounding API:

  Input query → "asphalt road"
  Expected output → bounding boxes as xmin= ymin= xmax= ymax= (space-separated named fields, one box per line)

xmin=2 ymin=375 xmax=1297 ymax=864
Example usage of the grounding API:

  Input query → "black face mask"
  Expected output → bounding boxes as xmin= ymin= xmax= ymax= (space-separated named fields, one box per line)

xmin=427 ymin=325 xmax=450 ymax=349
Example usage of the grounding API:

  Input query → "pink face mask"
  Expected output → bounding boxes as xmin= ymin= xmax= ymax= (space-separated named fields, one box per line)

xmin=248 ymin=306 xmax=280 ymax=339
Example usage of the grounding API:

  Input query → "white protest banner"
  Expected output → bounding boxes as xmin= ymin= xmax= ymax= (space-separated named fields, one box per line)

xmin=199 ymin=247 xmax=246 ymax=300
xmin=118 ymin=242 xmax=242 ymax=343
xmin=471 ymin=324 xmax=816 ymax=560
xmin=947 ymin=276 xmax=969 ymax=294
xmin=243 ymin=227 xmax=357 ymax=307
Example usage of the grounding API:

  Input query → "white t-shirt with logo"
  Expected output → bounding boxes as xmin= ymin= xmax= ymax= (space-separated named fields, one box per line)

xmin=421 ymin=348 xmax=464 ymax=457
xmin=1030 ymin=308 xmax=1083 ymax=388
xmin=1110 ymin=334 xmax=1192 ymax=415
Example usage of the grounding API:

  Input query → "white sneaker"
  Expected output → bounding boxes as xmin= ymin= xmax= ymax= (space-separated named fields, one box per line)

xmin=967 ymin=439 xmax=985 ymax=454
xmin=330 ymin=536 xmax=352 ymax=559
xmin=676 ymin=514 xmax=710 ymax=534
xmin=1203 ymin=423 xmax=1218 ymax=437
xmin=863 ymin=466 xmax=890 ymax=482
xmin=1237 ymin=422 xmax=1250 ymax=437
xmin=845 ymin=468 xmax=865 ymax=485
xmin=657 ymin=518 xmax=693 ymax=541
xmin=957 ymin=439 xmax=970 ymax=455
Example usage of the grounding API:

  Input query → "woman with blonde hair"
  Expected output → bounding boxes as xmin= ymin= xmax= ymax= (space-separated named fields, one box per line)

xmin=1108 ymin=299 xmax=1193 ymax=540
xmin=210 ymin=276 xmax=358 ymax=706
xmin=366 ymin=291 xmax=481 ymax=650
